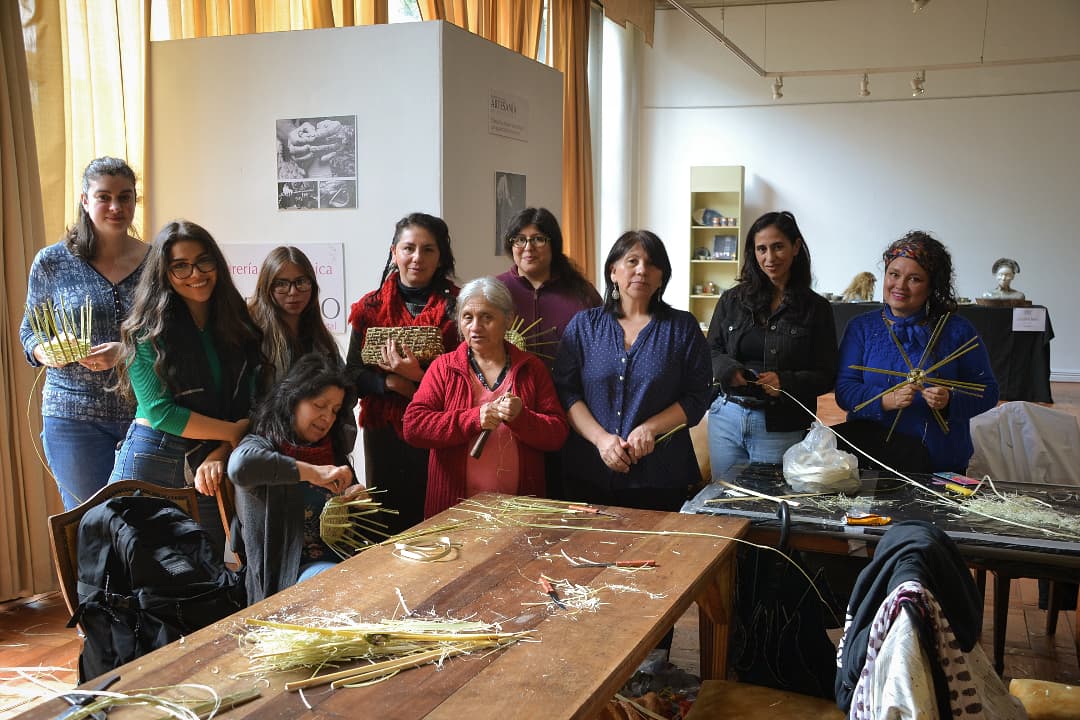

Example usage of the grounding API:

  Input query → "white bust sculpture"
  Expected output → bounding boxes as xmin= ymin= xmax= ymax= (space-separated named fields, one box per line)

xmin=983 ymin=258 xmax=1024 ymax=300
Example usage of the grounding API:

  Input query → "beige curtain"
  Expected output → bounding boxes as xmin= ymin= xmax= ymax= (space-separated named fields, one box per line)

xmin=418 ymin=0 xmax=593 ymax=279
xmin=1 ymin=2 xmax=56 ymax=599
xmin=549 ymin=0 xmax=595 ymax=280
xmin=602 ymin=0 xmax=654 ymax=47
xmin=163 ymin=0 xmax=387 ymax=38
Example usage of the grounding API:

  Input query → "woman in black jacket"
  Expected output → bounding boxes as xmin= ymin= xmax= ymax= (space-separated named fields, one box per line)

xmin=706 ymin=211 xmax=837 ymax=478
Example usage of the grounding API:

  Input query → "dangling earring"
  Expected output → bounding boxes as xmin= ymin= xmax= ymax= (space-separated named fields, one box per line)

xmin=611 ymin=284 xmax=620 ymax=301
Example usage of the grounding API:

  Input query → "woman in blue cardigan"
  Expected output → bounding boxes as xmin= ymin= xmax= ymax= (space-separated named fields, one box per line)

xmin=835 ymin=231 xmax=998 ymax=472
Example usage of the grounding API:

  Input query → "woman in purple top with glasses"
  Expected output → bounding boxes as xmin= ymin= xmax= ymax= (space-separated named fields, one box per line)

xmin=496 ymin=208 xmax=602 ymax=370
xmin=553 ymin=230 xmax=712 ymax=511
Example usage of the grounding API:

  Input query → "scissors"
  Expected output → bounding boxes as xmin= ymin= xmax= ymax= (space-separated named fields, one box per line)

xmin=56 ymin=674 xmax=120 ymax=719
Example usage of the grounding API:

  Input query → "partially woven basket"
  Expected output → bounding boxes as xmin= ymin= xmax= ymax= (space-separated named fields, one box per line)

xmin=319 ymin=491 xmax=397 ymax=559
xmin=360 ymin=326 xmax=443 ymax=365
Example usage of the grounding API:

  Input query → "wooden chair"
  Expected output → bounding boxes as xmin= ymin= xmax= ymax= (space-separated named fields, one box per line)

xmin=47 ymin=480 xmax=201 ymax=618
xmin=216 ymin=478 xmax=244 ymax=570
xmin=685 ymin=680 xmax=844 ymax=720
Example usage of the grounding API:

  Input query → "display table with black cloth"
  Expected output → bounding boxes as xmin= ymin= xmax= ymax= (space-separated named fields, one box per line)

xmin=831 ymin=302 xmax=1054 ymax=403
xmin=684 ymin=464 xmax=1080 ymax=675
xmin=21 ymin=494 xmax=748 ymax=720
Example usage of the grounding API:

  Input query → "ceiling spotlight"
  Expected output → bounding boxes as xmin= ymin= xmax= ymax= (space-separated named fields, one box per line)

xmin=858 ymin=73 xmax=870 ymax=97
xmin=911 ymin=70 xmax=926 ymax=96
xmin=912 ymin=0 xmax=931 ymax=11
xmin=772 ymin=75 xmax=783 ymax=100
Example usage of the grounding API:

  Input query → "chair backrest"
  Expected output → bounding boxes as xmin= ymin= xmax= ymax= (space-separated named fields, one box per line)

xmin=47 ymin=480 xmax=200 ymax=618
xmin=968 ymin=401 xmax=1080 ymax=485
xmin=216 ymin=478 xmax=244 ymax=569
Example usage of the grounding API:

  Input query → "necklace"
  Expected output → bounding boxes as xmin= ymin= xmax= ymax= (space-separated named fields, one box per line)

xmin=468 ymin=347 xmax=510 ymax=391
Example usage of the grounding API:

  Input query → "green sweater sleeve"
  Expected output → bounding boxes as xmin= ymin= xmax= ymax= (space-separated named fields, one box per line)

xmin=130 ymin=340 xmax=192 ymax=436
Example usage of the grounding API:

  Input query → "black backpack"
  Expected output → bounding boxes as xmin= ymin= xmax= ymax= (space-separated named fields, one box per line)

xmin=70 ymin=494 xmax=246 ymax=681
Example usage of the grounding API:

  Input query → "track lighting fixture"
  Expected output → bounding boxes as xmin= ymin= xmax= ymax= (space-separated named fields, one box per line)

xmin=772 ymin=75 xmax=783 ymax=100
xmin=858 ymin=73 xmax=870 ymax=97
xmin=911 ymin=70 xmax=926 ymax=96
xmin=912 ymin=0 xmax=931 ymax=12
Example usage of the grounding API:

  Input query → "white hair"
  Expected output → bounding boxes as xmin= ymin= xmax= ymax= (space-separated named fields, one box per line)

xmin=457 ymin=276 xmax=515 ymax=324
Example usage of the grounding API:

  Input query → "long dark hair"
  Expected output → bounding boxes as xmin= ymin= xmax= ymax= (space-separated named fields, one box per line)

xmin=732 ymin=211 xmax=813 ymax=314
xmin=251 ymin=353 xmax=355 ymax=461
xmin=116 ymin=220 xmax=262 ymax=400
xmin=65 ymin=157 xmax=138 ymax=260
xmin=249 ymin=246 xmax=338 ymax=383
xmin=883 ymin=230 xmax=958 ymax=322
xmin=602 ymin=230 xmax=673 ymax=318
xmin=502 ymin=207 xmax=597 ymax=304
xmin=378 ymin=213 xmax=457 ymax=290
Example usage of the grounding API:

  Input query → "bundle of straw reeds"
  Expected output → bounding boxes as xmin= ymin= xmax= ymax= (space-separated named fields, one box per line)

xmin=239 ymin=616 xmax=531 ymax=690
xmin=25 ymin=297 xmax=92 ymax=365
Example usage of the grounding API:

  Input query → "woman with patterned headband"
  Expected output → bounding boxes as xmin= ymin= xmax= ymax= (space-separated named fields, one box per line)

xmin=835 ymin=231 xmax=999 ymax=472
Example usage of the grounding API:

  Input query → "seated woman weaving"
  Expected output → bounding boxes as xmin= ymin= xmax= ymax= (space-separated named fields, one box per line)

xmin=228 ymin=353 xmax=364 ymax=604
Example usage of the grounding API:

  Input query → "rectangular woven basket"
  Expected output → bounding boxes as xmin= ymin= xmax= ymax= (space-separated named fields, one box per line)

xmin=360 ymin=326 xmax=444 ymax=365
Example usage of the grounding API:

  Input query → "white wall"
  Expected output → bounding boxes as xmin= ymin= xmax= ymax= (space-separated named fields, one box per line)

xmin=439 ymin=23 xmax=563 ymax=281
xmin=636 ymin=1 xmax=1080 ymax=378
xmin=149 ymin=21 xmax=562 ymax=327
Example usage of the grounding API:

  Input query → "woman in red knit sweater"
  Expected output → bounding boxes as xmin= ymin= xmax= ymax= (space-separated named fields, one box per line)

xmin=403 ymin=277 xmax=568 ymax=517
xmin=345 ymin=213 xmax=459 ymax=534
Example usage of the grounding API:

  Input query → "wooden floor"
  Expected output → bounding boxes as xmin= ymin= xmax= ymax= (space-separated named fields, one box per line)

xmin=1 ymin=384 xmax=1079 ymax=718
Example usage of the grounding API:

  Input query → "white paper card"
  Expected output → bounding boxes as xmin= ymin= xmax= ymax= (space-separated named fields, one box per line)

xmin=223 ymin=243 xmax=347 ymax=334
xmin=1012 ymin=307 xmax=1047 ymax=332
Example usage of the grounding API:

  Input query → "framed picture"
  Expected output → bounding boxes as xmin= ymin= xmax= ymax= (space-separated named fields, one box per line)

xmin=713 ymin=234 xmax=737 ymax=260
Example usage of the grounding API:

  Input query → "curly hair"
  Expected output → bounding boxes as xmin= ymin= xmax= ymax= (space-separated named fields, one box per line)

xmin=502 ymin=207 xmax=598 ymax=305
xmin=883 ymin=230 xmax=958 ymax=322
xmin=249 ymin=246 xmax=338 ymax=384
xmin=65 ymin=157 xmax=138 ymax=260
xmin=251 ymin=352 xmax=356 ymax=461
xmin=602 ymin=230 xmax=673 ymax=318
xmin=116 ymin=220 xmax=263 ymax=401
xmin=378 ymin=212 xmax=457 ymax=291
xmin=730 ymin=211 xmax=813 ymax=315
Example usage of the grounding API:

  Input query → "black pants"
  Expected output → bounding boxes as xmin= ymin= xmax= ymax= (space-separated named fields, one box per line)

xmin=363 ymin=426 xmax=429 ymax=536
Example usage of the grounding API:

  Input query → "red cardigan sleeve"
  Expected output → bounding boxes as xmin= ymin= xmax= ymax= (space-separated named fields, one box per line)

xmin=402 ymin=355 xmax=482 ymax=449
xmin=505 ymin=355 xmax=568 ymax=452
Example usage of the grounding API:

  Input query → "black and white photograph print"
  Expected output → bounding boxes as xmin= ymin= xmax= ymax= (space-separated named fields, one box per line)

xmin=495 ymin=171 xmax=526 ymax=254
xmin=318 ymin=180 xmax=356 ymax=209
xmin=276 ymin=115 xmax=357 ymax=210
xmin=278 ymin=182 xmax=318 ymax=210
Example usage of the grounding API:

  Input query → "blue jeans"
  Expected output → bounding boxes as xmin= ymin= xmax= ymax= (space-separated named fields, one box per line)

xmin=42 ymin=416 xmax=131 ymax=511
xmin=109 ymin=423 xmax=224 ymax=552
xmin=297 ymin=561 xmax=338 ymax=582
xmin=708 ymin=395 xmax=805 ymax=480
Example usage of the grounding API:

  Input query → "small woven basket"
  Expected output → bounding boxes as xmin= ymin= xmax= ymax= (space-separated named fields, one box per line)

xmin=360 ymin=326 xmax=443 ymax=365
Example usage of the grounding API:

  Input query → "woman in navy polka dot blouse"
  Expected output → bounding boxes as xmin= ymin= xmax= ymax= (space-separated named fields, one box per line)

xmin=553 ymin=231 xmax=712 ymax=511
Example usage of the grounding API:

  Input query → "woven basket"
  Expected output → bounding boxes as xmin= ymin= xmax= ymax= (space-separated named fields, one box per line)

xmin=360 ymin=326 xmax=443 ymax=365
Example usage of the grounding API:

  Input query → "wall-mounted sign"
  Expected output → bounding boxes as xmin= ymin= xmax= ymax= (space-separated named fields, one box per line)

xmin=223 ymin=243 xmax=348 ymax=334
xmin=276 ymin=115 xmax=357 ymax=210
xmin=489 ymin=90 xmax=529 ymax=142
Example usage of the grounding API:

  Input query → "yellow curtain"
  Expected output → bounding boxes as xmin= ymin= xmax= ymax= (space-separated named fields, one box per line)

xmin=164 ymin=0 xmax=387 ymax=38
xmin=602 ymin=0 xmax=654 ymax=47
xmin=548 ymin=0 xmax=595 ymax=280
xmin=1 ymin=1 xmax=56 ymax=599
xmin=418 ymin=0 xmax=593 ymax=279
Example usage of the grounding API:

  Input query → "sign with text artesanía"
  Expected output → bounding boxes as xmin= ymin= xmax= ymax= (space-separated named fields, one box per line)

xmin=223 ymin=243 xmax=347 ymax=334
xmin=489 ymin=90 xmax=529 ymax=142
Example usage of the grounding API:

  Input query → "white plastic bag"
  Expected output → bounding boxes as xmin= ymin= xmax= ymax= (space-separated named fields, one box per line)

xmin=782 ymin=422 xmax=860 ymax=493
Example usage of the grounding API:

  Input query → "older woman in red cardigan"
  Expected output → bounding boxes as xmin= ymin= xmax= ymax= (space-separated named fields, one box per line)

xmin=403 ymin=276 xmax=569 ymax=517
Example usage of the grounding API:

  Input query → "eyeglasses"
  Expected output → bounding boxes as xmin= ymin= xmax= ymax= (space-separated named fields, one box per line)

xmin=511 ymin=234 xmax=550 ymax=248
xmin=271 ymin=276 xmax=313 ymax=294
xmin=168 ymin=257 xmax=217 ymax=279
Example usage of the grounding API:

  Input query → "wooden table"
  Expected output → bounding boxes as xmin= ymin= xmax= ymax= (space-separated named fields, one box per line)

xmin=686 ymin=466 xmax=1080 ymax=675
xmin=25 ymin=495 xmax=747 ymax=720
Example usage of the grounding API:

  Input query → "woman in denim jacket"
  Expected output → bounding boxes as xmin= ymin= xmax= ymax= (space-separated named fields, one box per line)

xmin=706 ymin=211 xmax=837 ymax=478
